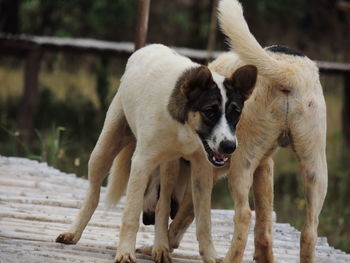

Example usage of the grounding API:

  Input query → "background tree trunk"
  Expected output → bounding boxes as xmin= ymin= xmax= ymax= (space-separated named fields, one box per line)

xmin=207 ymin=0 xmax=219 ymax=62
xmin=342 ymin=73 xmax=350 ymax=147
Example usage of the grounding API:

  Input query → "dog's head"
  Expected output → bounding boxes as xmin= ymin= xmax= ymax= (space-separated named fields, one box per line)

xmin=169 ymin=65 xmax=257 ymax=167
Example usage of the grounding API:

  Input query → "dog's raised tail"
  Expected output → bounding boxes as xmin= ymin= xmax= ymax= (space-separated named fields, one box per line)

xmin=104 ymin=142 xmax=135 ymax=208
xmin=218 ymin=0 xmax=299 ymax=88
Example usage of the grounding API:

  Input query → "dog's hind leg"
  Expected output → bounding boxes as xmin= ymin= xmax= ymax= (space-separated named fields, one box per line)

xmin=253 ymin=158 xmax=275 ymax=263
xmin=56 ymin=93 xmax=131 ymax=245
xmin=142 ymin=169 xmax=160 ymax=225
xmin=168 ymin=174 xmax=194 ymax=251
xmin=151 ymin=160 xmax=180 ymax=263
xmin=138 ymin=159 xmax=189 ymax=260
xmin=168 ymin=159 xmax=223 ymax=251
xmin=292 ymin=129 xmax=327 ymax=262
xmin=170 ymin=158 xmax=189 ymax=220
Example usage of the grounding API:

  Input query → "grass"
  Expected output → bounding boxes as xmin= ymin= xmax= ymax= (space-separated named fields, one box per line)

xmin=0 ymin=56 xmax=349 ymax=253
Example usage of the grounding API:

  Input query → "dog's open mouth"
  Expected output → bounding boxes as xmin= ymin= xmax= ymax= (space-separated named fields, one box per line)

xmin=200 ymin=138 xmax=230 ymax=167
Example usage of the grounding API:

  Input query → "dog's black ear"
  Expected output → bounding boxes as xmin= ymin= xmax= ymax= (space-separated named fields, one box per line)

xmin=229 ymin=65 xmax=257 ymax=100
xmin=181 ymin=66 xmax=213 ymax=101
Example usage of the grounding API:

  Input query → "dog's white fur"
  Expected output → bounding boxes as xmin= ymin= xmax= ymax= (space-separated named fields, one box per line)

xmin=114 ymin=1 xmax=328 ymax=263
xmin=56 ymin=43 xmax=257 ymax=263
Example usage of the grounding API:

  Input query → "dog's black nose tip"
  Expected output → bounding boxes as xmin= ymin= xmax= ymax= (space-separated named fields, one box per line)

xmin=219 ymin=140 xmax=236 ymax=154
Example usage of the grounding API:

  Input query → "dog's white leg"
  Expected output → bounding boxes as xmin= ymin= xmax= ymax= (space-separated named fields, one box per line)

xmin=190 ymin=152 xmax=219 ymax=263
xmin=293 ymin=137 xmax=327 ymax=262
xmin=115 ymin=152 xmax=158 ymax=263
xmin=56 ymin=94 xmax=130 ymax=244
xmin=151 ymin=160 xmax=180 ymax=263
xmin=253 ymin=158 xmax=275 ymax=263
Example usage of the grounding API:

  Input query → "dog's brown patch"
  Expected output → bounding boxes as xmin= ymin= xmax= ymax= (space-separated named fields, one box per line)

xmin=168 ymin=66 xmax=215 ymax=124
xmin=168 ymin=66 xmax=222 ymax=129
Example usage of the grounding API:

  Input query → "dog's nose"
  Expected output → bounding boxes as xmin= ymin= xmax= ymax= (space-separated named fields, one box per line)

xmin=219 ymin=140 xmax=236 ymax=154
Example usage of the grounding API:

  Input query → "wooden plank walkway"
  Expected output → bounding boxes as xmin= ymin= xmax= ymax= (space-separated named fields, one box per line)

xmin=0 ymin=156 xmax=349 ymax=263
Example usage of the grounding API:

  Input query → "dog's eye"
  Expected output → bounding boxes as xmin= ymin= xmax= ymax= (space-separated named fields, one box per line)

xmin=202 ymin=108 xmax=217 ymax=120
xmin=228 ymin=103 xmax=241 ymax=114
xmin=233 ymin=104 xmax=241 ymax=113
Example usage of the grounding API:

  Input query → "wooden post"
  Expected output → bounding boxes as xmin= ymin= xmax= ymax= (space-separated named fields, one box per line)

xmin=134 ymin=0 xmax=151 ymax=51
xmin=342 ymin=73 xmax=350 ymax=147
xmin=18 ymin=48 xmax=42 ymax=143
xmin=207 ymin=0 xmax=219 ymax=62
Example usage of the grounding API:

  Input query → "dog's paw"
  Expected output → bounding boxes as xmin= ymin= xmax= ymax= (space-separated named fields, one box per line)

xmin=56 ymin=232 xmax=78 ymax=244
xmin=202 ymin=256 xmax=223 ymax=263
xmin=114 ymin=251 xmax=137 ymax=263
xmin=152 ymin=245 xmax=172 ymax=263
xmin=200 ymin=248 xmax=222 ymax=263
xmin=136 ymin=245 xmax=153 ymax=256
xmin=168 ymin=232 xmax=180 ymax=250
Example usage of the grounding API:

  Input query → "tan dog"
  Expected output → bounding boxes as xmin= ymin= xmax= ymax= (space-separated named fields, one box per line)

xmin=173 ymin=0 xmax=327 ymax=262
xmin=111 ymin=1 xmax=328 ymax=263
xmin=56 ymin=43 xmax=257 ymax=263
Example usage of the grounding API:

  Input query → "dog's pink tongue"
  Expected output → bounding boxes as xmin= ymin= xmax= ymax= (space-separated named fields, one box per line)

xmin=214 ymin=152 xmax=225 ymax=160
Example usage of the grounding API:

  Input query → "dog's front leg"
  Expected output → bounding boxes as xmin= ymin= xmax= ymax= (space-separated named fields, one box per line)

xmin=223 ymin=157 xmax=254 ymax=263
xmin=115 ymin=154 xmax=157 ymax=263
xmin=190 ymin=153 xmax=219 ymax=263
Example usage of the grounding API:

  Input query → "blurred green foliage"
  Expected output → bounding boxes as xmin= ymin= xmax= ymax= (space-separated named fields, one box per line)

xmin=19 ymin=0 xmax=136 ymax=40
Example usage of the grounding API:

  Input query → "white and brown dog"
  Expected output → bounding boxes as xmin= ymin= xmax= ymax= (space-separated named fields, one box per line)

xmin=114 ymin=1 xmax=328 ymax=263
xmin=56 ymin=44 xmax=257 ymax=263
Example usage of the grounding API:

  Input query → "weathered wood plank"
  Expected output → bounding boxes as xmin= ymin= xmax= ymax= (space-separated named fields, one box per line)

xmin=0 ymin=156 xmax=350 ymax=263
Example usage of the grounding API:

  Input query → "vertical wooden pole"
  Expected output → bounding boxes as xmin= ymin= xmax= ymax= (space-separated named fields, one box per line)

xmin=18 ymin=48 xmax=42 ymax=143
xmin=134 ymin=0 xmax=151 ymax=51
xmin=342 ymin=73 xmax=350 ymax=147
xmin=207 ymin=0 xmax=219 ymax=62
